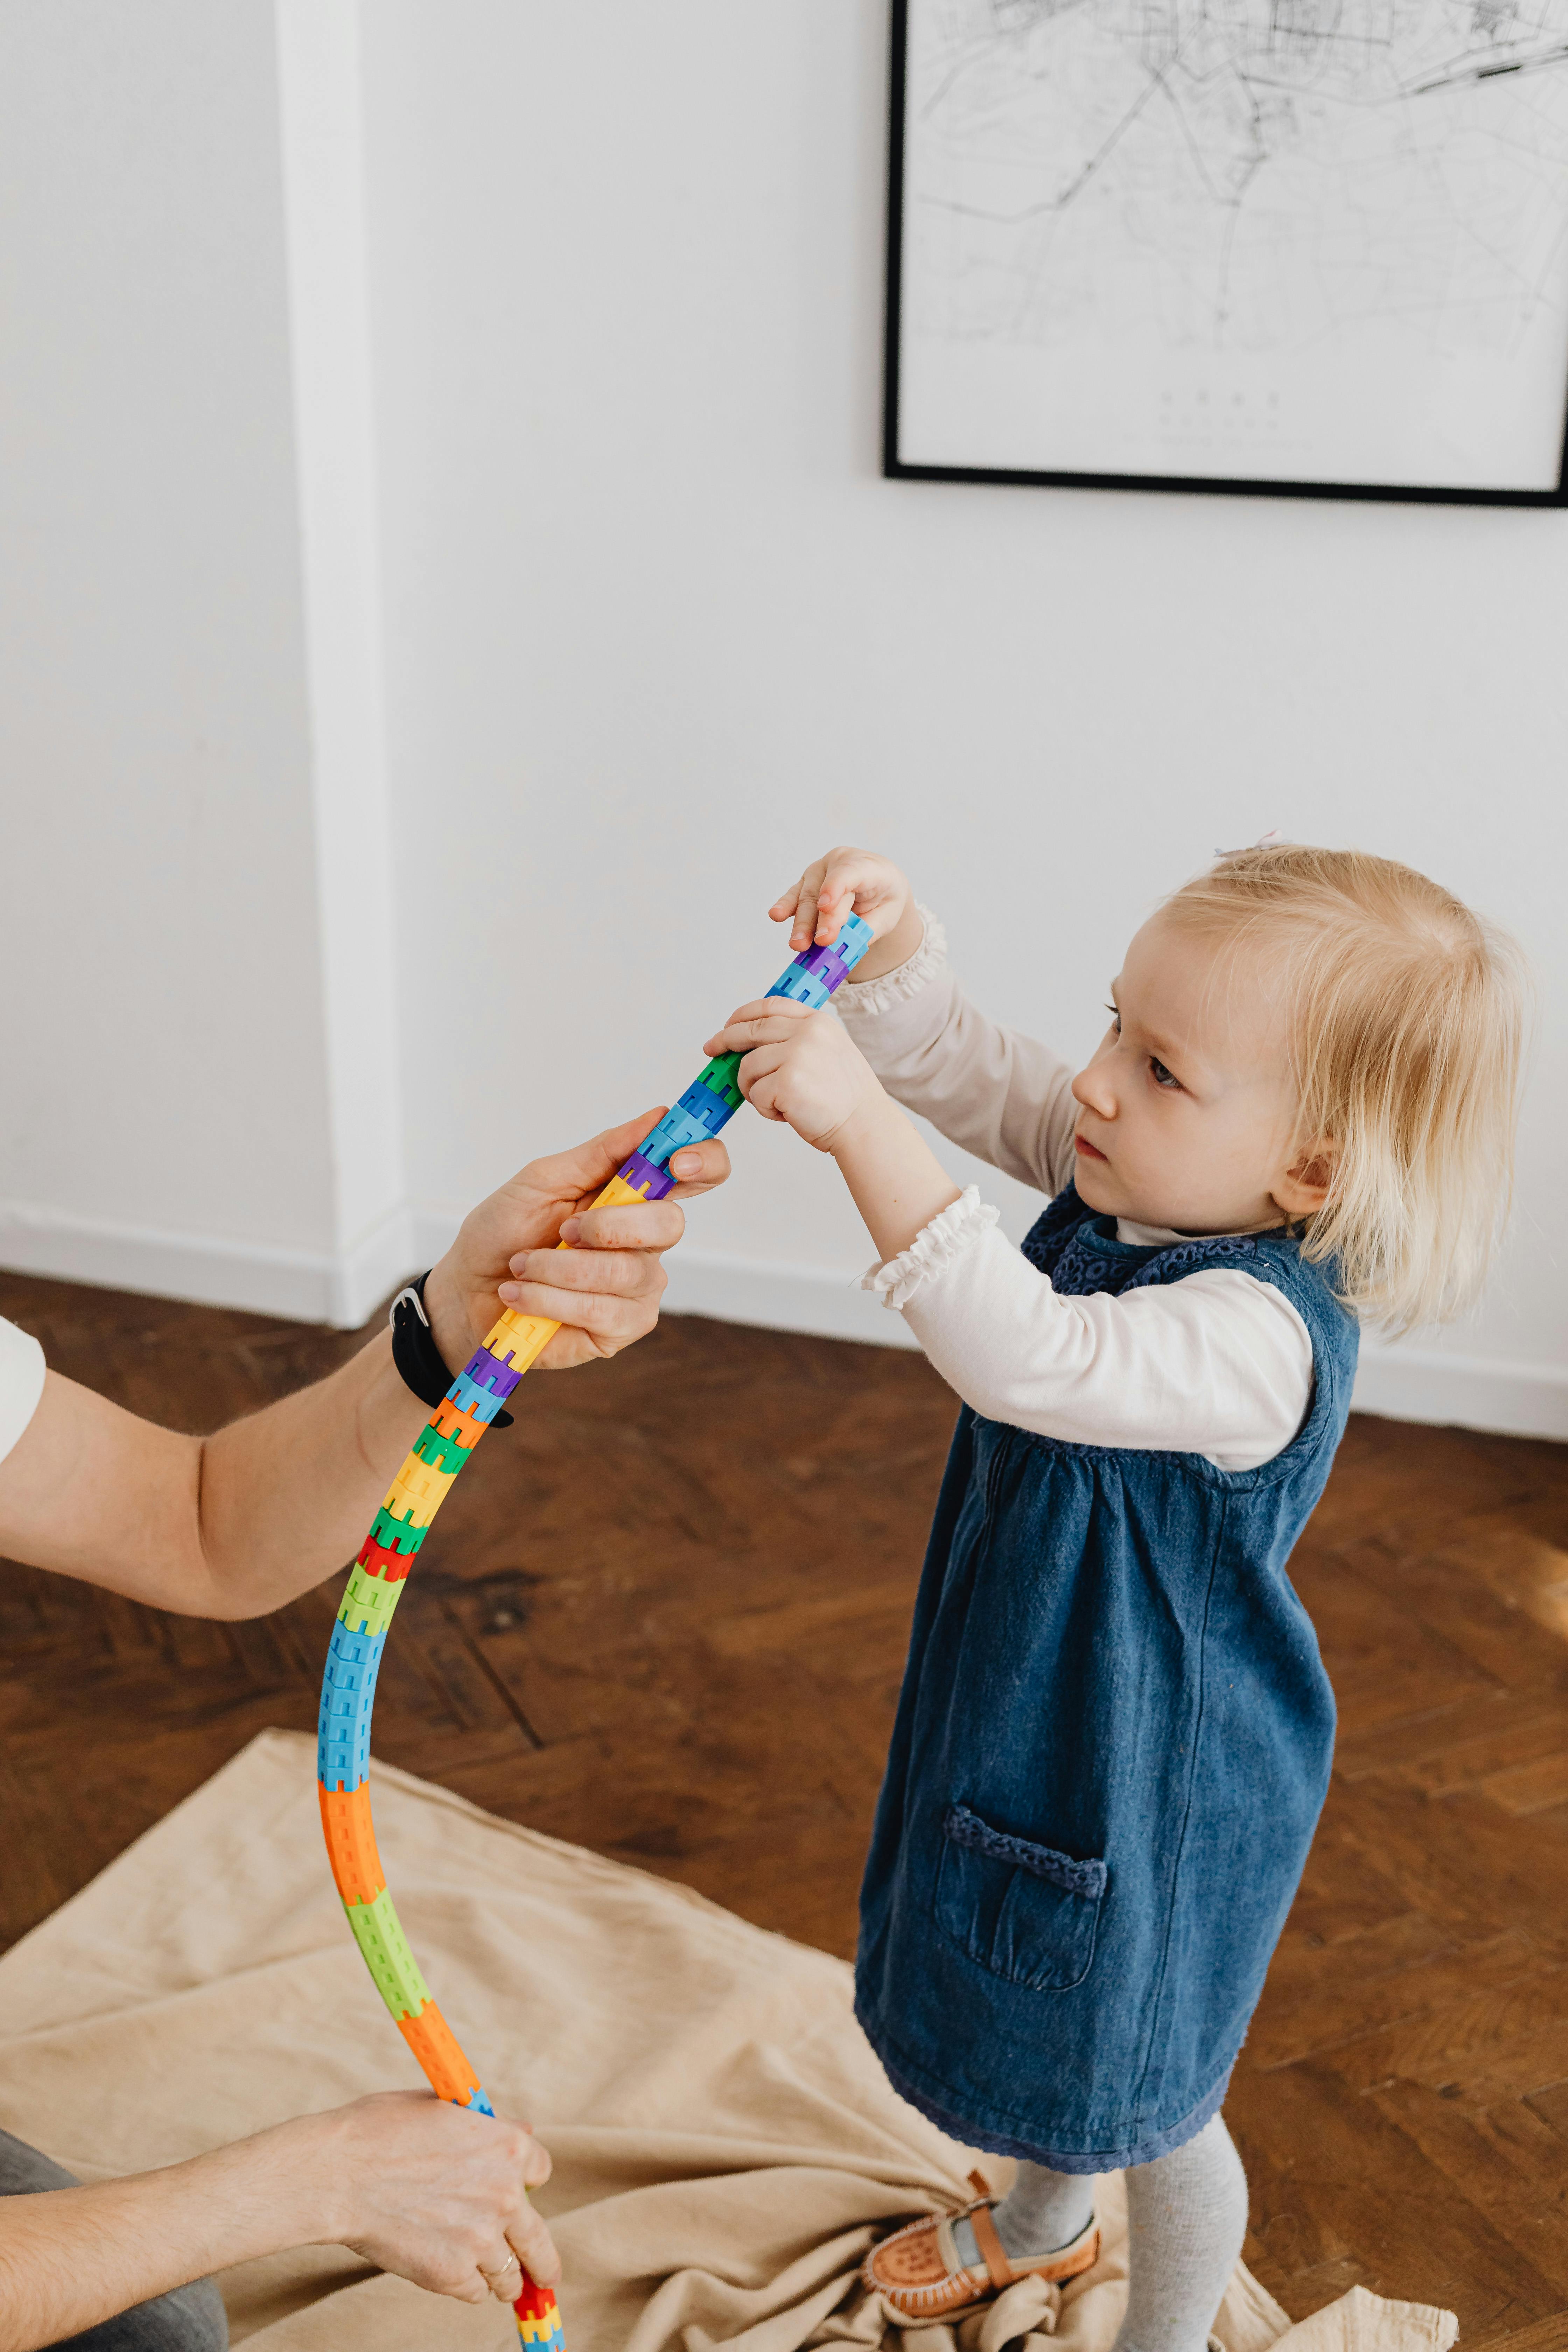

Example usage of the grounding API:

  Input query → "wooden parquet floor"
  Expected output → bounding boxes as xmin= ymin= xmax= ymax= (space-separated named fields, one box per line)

xmin=2 ymin=1269 xmax=1568 ymax=2341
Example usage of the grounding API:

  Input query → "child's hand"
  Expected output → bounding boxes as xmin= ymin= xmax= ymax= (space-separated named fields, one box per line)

xmin=704 ymin=999 xmax=883 ymax=1153
xmin=770 ymin=848 xmax=915 ymax=955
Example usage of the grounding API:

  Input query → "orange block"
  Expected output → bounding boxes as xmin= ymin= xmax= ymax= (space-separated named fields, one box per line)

xmin=399 ymin=1999 xmax=481 ymax=2106
xmin=318 ymin=1780 xmax=386 ymax=1909
xmin=432 ymin=1394 xmax=486 ymax=1450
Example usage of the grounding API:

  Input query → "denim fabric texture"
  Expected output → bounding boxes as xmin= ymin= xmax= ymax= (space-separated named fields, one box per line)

xmin=855 ymin=1185 xmax=1358 ymax=2173
xmin=0 ymin=2128 xmax=229 ymax=2350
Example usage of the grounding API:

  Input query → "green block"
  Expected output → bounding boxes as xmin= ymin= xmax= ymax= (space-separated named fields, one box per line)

xmin=370 ymin=1504 xmax=427 ymax=1557
xmin=414 ymin=1421 xmax=471 ymax=1477
xmin=698 ymin=1053 xmax=744 ymax=1110
xmin=344 ymin=1885 xmax=432 ymax=2022
xmin=338 ymin=1564 xmax=406 ymax=1638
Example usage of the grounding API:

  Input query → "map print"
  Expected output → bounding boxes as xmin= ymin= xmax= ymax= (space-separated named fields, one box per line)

xmin=896 ymin=0 xmax=1568 ymax=489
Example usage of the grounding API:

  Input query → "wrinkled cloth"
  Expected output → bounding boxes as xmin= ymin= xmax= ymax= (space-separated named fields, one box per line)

xmin=0 ymin=1731 xmax=1455 ymax=2352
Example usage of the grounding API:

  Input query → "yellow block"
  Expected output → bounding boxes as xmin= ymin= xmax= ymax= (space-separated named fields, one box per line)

xmin=591 ymin=1173 xmax=649 ymax=1211
xmin=483 ymin=1309 xmax=558 ymax=1377
xmin=381 ymin=1454 xmax=457 ymax=1530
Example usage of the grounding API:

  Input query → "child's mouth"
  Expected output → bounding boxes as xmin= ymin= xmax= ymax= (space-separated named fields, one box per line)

xmin=1075 ymin=1136 xmax=1108 ymax=1163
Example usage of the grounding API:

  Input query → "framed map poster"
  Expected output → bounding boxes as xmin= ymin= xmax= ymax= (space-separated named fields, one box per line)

xmin=884 ymin=1 xmax=1568 ymax=504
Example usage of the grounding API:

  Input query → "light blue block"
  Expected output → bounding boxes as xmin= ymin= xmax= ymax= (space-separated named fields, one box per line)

xmin=640 ymin=1102 xmax=712 ymax=1168
xmin=837 ymin=911 xmax=873 ymax=969
xmin=447 ymin=1369 xmax=506 ymax=1424
xmin=677 ymin=1077 xmax=738 ymax=1133
xmin=766 ymin=968 xmax=831 ymax=1009
xmin=318 ymin=1622 xmax=384 ymax=1788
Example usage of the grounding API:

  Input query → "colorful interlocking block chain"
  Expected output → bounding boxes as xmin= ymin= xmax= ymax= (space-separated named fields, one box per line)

xmin=318 ymin=912 xmax=873 ymax=2347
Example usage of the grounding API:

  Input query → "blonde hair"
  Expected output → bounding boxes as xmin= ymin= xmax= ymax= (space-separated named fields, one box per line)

xmin=1161 ymin=842 xmax=1527 ymax=1335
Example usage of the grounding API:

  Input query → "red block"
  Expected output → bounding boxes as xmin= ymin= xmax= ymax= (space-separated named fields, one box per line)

xmin=356 ymin=1534 xmax=413 ymax=1582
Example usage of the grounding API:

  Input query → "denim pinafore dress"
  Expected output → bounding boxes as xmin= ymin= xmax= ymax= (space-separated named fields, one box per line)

xmin=855 ymin=1186 xmax=1358 ymax=2173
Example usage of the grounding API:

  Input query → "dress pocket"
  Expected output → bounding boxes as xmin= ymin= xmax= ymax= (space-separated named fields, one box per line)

xmin=934 ymin=1803 xmax=1106 ymax=1993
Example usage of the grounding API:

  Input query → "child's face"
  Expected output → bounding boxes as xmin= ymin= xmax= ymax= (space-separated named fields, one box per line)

xmin=1070 ymin=916 xmax=1328 ymax=1237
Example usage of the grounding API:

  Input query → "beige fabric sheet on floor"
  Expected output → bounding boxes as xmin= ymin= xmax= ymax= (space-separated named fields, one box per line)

xmin=0 ymin=1731 xmax=1454 ymax=2352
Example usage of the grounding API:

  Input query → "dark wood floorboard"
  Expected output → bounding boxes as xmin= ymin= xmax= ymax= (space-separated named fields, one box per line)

xmin=2 ymin=1269 xmax=1567 ymax=2338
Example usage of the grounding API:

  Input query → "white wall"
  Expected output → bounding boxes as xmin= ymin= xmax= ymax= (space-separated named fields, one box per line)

xmin=3 ymin=3 xmax=1564 ymax=1438
xmin=0 ymin=0 xmax=409 ymax=1324
xmin=358 ymin=2 xmax=1568 ymax=1435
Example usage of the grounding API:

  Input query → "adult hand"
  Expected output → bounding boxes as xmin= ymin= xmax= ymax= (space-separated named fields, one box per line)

xmin=295 ymin=2091 xmax=559 ymax=2304
xmin=424 ymin=1113 xmax=729 ymax=1373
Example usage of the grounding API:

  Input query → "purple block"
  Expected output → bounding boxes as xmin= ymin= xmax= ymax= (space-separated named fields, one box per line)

xmin=462 ymin=1344 xmax=524 ymax=1399
xmin=793 ymin=941 xmax=850 ymax=995
xmin=617 ymin=1149 xmax=676 ymax=1200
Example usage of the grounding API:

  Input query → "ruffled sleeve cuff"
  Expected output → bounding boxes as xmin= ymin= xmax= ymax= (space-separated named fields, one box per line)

xmin=835 ymin=904 xmax=947 ymax=1020
xmin=860 ymin=1185 xmax=1001 ymax=1312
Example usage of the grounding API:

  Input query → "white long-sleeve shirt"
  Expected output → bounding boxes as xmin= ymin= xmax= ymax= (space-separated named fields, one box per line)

xmin=0 ymin=1316 xmax=45 ymax=1465
xmin=834 ymin=911 xmax=1315 ymax=1472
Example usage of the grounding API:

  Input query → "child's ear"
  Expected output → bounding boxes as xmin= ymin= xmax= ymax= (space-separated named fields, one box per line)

xmin=1273 ymin=1142 xmax=1335 ymax=1221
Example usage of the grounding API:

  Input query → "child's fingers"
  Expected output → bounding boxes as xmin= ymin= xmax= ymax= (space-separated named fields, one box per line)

xmin=788 ymin=858 xmax=830 ymax=950
xmin=813 ymin=872 xmax=859 ymax=944
xmin=768 ymin=883 xmax=802 ymax=924
xmin=704 ymin=1001 xmax=813 ymax=1058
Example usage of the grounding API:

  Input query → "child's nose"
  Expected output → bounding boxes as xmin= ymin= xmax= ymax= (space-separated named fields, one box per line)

xmin=1071 ymin=1062 xmax=1117 ymax=1119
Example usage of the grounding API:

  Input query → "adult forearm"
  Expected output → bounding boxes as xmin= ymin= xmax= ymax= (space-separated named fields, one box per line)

xmin=194 ymin=1326 xmax=433 ymax=1616
xmin=0 ymin=2126 xmax=321 ymax=2352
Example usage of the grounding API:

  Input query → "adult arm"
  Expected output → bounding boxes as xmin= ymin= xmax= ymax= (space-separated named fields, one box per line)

xmin=0 ymin=1113 xmax=728 ymax=1619
xmin=0 ymin=2091 xmax=557 ymax=2352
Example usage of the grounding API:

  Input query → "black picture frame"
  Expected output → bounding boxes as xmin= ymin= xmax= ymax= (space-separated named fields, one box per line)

xmin=882 ymin=0 xmax=1568 ymax=510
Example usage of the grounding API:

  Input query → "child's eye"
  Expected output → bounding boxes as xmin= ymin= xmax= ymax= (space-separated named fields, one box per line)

xmin=1149 ymin=1057 xmax=1181 ymax=1091
xmin=1104 ymin=1003 xmax=1121 ymax=1034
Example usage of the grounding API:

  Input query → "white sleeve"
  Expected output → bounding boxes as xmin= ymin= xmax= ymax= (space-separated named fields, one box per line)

xmin=865 ymin=1192 xmax=1315 ymax=1472
xmin=0 ymin=1316 xmax=46 ymax=1466
xmin=835 ymin=908 xmax=1078 ymax=1197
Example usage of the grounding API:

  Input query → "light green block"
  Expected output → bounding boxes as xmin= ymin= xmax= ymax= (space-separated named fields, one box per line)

xmin=344 ymin=1885 xmax=432 ymax=2022
xmin=337 ymin=1564 xmax=406 ymax=1638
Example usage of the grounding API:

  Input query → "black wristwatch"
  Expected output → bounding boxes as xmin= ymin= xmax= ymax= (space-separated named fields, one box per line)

xmin=389 ymin=1273 xmax=513 ymax=1427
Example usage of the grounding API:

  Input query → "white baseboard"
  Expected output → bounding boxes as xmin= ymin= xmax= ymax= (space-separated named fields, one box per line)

xmin=1351 ymin=1335 xmax=1568 ymax=1443
xmin=4 ymin=1206 xmax=1565 ymax=1441
xmin=0 ymin=1198 xmax=419 ymax=1329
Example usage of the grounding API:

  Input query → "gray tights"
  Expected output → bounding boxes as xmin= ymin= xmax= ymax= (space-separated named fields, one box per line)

xmin=0 ymin=2129 xmax=228 ymax=2350
xmin=953 ymin=2112 xmax=1248 ymax=2352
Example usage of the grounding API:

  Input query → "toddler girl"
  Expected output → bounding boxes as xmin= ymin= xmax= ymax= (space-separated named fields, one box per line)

xmin=706 ymin=841 xmax=1523 ymax=2351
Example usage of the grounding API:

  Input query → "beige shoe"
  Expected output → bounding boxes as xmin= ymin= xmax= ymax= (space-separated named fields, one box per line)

xmin=862 ymin=2191 xmax=1099 ymax=2320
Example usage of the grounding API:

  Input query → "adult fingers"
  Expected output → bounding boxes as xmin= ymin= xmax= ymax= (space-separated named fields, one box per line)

xmin=518 ymin=1111 xmax=670 ymax=1209
xmin=502 ymin=1244 xmax=663 ymax=1300
xmin=662 ymin=1135 xmax=731 ymax=1198
xmin=498 ymin=1266 xmax=666 ymax=1341
xmin=505 ymin=2197 xmax=562 ymax=2290
xmin=479 ymin=2245 xmax=524 ymax=2303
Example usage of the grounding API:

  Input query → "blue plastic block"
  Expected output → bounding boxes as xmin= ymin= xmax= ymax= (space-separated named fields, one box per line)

xmin=766 ymin=967 xmax=831 ymax=1010
xmin=464 ymin=2085 xmax=497 ymax=2117
xmin=318 ymin=1623 xmax=385 ymax=1788
xmin=639 ymin=1102 xmax=712 ymax=1168
xmin=677 ymin=1077 xmax=738 ymax=1134
xmin=447 ymin=1369 xmax=507 ymax=1424
xmin=836 ymin=911 xmax=873 ymax=969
